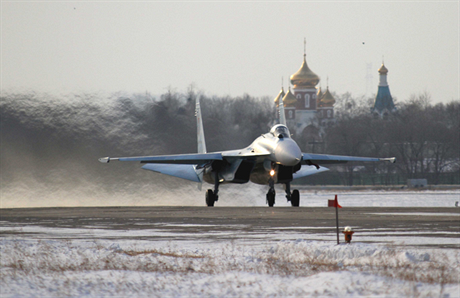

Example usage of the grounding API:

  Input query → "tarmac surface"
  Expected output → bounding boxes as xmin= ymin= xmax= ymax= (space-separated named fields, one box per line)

xmin=1 ymin=207 xmax=459 ymax=249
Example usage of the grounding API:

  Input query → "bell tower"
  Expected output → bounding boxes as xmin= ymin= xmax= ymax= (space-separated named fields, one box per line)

xmin=317 ymin=78 xmax=336 ymax=127
xmin=290 ymin=39 xmax=320 ymax=127
xmin=371 ymin=61 xmax=396 ymax=117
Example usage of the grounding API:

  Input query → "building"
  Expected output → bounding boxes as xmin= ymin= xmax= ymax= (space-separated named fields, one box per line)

xmin=274 ymin=50 xmax=336 ymax=136
xmin=371 ymin=62 xmax=396 ymax=117
xmin=317 ymin=85 xmax=336 ymax=127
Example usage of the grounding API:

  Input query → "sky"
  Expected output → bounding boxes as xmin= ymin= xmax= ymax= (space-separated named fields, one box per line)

xmin=1 ymin=1 xmax=459 ymax=104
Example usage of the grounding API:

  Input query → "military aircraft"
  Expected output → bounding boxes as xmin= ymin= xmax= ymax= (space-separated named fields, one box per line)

xmin=99 ymin=97 xmax=395 ymax=207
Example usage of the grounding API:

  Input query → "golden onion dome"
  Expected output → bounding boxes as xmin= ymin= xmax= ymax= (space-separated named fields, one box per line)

xmin=378 ymin=63 xmax=388 ymax=74
xmin=274 ymin=87 xmax=285 ymax=106
xmin=290 ymin=55 xmax=320 ymax=88
xmin=282 ymin=87 xmax=297 ymax=107
xmin=316 ymin=87 xmax=324 ymax=104
xmin=319 ymin=87 xmax=335 ymax=107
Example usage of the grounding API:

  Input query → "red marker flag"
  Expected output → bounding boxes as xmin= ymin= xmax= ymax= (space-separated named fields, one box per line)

xmin=328 ymin=195 xmax=342 ymax=208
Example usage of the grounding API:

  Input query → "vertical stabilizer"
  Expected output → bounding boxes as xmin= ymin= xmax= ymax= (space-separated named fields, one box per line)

xmin=195 ymin=97 xmax=206 ymax=190
xmin=278 ymin=96 xmax=287 ymax=126
xmin=196 ymin=96 xmax=207 ymax=154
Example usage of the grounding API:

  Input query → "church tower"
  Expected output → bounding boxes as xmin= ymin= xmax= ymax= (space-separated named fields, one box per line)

xmin=317 ymin=84 xmax=336 ymax=127
xmin=273 ymin=40 xmax=336 ymax=136
xmin=371 ymin=62 xmax=396 ymax=117
xmin=290 ymin=43 xmax=320 ymax=128
xmin=282 ymin=87 xmax=298 ymax=125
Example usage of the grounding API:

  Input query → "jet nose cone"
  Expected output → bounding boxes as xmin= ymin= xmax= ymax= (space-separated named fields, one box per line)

xmin=275 ymin=139 xmax=302 ymax=166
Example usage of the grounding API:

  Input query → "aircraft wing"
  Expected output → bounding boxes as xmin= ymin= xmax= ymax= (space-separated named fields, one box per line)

xmin=221 ymin=149 xmax=271 ymax=158
xmin=99 ymin=151 xmax=270 ymax=185
xmin=302 ymin=153 xmax=395 ymax=165
xmin=99 ymin=150 xmax=271 ymax=165
xmin=98 ymin=153 xmax=223 ymax=165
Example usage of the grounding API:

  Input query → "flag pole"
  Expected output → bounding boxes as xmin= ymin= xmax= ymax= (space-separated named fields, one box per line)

xmin=335 ymin=194 xmax=339 ymax=245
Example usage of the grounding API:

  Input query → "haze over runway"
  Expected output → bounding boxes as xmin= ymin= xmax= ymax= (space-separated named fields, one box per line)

xmin=2 ymin=1 xmax=459 ymax=103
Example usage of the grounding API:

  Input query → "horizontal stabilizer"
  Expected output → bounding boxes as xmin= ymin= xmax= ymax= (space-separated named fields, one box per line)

xmin=293 ymin=165 xmax=329 ymax=180
xmin=142 ymin=164 xmax=202 ymax=182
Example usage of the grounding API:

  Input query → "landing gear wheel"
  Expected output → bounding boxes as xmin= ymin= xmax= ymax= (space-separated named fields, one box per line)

xmin=291 ymin=189 xmax=300 ymax=207
xmin=206 ymin=189 xmax=215 ymax=207
xmin=266 ymin=189 xmax=275 ymax=207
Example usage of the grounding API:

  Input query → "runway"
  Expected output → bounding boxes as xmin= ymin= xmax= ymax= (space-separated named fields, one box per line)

xmin=1 ymin=207 xmax=459 ymax=249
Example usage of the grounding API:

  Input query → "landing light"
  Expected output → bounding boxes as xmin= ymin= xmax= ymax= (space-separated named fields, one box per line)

xmin=270 ymin=170 xmax=275 ymax=177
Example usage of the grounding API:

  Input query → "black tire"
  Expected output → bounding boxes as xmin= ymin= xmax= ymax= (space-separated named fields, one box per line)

xmin=291 ymin=189 xmax=300 ymax=207
xmin=206 ymin=189 xmax=215 ymax=207
xmin=266 ymin=190 xmax=275 ymax=207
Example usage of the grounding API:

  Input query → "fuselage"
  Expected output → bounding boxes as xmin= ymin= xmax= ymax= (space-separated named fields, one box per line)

xmin=203 ymin=124 xmax=302 ymax=185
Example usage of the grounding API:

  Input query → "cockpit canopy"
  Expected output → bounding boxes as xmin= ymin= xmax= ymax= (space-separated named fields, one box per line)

xmin=270 ymin=124 xmax=291 ymax=138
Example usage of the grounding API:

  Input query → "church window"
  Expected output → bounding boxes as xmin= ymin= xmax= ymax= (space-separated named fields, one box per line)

xmin=327 ymin=110 xmax=331 ymax=118
xmin=296 ymin=94 xmax=301 ymax=100
xmin=289 ymin=110 xmax=293 ymax=119
xmin=305 ymin=94 xmax=310 ymax=108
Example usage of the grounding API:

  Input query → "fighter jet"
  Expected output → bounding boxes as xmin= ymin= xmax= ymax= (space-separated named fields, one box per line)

xmin=99 ymin=97 xmax=395 ymax=207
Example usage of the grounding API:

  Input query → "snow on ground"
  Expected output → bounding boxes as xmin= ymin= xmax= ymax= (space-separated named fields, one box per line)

xmin=1 ymin=190 xmax=459 ymax=297
xmin=297 ymin=189 xmax=460 ymax=208
xmin=1 ymin=237 xmax=459 ymax=297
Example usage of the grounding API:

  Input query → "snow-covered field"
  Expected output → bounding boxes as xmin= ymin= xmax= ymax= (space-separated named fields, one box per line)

xmin=1 ymin=236 xmax=459 ymax=297
xmin=298 ymin=189 xmax=460 ymax=208
xmin=1 ymin=190 xmax=459 ymax=297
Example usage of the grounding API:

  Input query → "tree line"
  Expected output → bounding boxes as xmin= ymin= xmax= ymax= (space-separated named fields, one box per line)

xmin=129 ymin=88 xmax=459 ymax=186
xmin=313 ymin=92 xmax=459 ymax=185
xmin=1 ymin=89 xmax=458 ymax=187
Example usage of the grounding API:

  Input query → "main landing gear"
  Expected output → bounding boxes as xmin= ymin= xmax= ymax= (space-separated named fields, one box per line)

xmin=290 ymin=189 xmax=300 ymax=207
xmin=285 ymin=182 xmax=300 ymax=207
xmin=266 ymin=177 xmax=276 ymax=207
xmin=206 ymin=171 xmax=219 ymax=207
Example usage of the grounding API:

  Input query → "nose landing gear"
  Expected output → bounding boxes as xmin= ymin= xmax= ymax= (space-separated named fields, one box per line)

xmin=266 ymin=180 xmax=300 ymax=207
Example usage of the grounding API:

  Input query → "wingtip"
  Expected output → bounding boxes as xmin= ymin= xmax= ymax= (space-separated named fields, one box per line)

xmin=380 ymin=157 xmax=396 ymax=163
xmin=98 ymin=157 xmax=110 ymax=163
